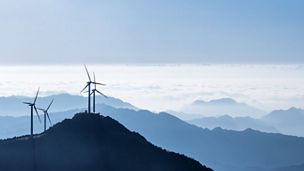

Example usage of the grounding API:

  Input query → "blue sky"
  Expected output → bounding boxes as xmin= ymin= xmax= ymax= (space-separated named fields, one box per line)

xmin=0 ymin=0 xmax=303 ymax=64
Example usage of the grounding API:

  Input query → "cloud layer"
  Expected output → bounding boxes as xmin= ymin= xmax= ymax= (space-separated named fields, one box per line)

xmin=0 ymin=64 xmax=304 ymax=116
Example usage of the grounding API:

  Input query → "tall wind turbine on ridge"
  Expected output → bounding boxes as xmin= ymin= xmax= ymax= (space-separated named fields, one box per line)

xmin=23 ymin=88 xmax=41 ymax=137
xmin=91 ymin=72 xmax=107 ymax=113
xmin=37 ymin=99 xmax=54 ymax=132
xmin=80 ymin=65 xmax=105 ymax=113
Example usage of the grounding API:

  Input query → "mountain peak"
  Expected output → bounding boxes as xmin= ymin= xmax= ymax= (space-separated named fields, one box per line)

xmin=0 ymin=112 xmax=212 ymax=171
xmin=269 ymin=107 xmax=303 ymax=114
xmin=263 ymin=107 xmax=304 ymax=124
xmin=209 ymin=98 xmax=237 ymax=104
xmin=192 ymin=98 xmax=237 ymax=105
xmin=287 ymin=107 xmax=302 ymax=112
xmin=192 ymin=100 xmax=207 ymax=105
xmin=184 ymin=98 xmax=265 ymax=118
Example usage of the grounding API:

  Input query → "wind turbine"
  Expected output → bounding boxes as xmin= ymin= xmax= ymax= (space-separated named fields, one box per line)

xmin=80 ymin=65 xmax=105 ymax=113
xmin=91 ymin=72 xmax=107 ymax=113
xmin=37 ymin=99 xmax=54 ymax=132
xmin=23 ymin=88 xmax=41 ymax=137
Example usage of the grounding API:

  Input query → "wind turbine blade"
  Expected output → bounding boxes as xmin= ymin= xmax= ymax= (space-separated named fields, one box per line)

xmin=46 ymin=99 xmax=54 ymax=111
xmin=96 ymin=90 xmax=108 ymax=98
xmin=36 ymin=107 xmax=44 ymax=111
xmin=23 ymin=102 xmax=32 ymax=105
xmin=90 ymin=91 xmax=94 ymax=96
xmin=93 ymin=82 xmax=106 ymax=86
xmin=34 ymin=106 xmax=41 ymax=123
xmin=46 ymin=112 xmax=52 ymax=125
xmin=93 ymin=72 xmax=96 ymax=89
xmin=80 ymin=84 xmax=88 ymax=93
xmin=84 ymin=64 xmax=91 ymax=81
xmin=33 ymin=88 xmax=40 ymax=104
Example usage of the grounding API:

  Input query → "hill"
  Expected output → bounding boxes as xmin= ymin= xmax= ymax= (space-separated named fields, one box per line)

xmin=95 ymin=104 xmax=304 ymax=171
xmin=1 ymin=104 xmax=304 ymax=171
xmin=187 ymin=107 xmax=304 ymax=137
xmin=0 ymin=113 xmax=211 ymax=171
xmin=179 ymin=98 xmax=266 ymax=118
xmin=0 ymin=94 xmax=137 ymax=117
xmin=262 ymin=107 xmax=304 ymax=137
xmin=189 ymin=115 xmax=277 ymax=133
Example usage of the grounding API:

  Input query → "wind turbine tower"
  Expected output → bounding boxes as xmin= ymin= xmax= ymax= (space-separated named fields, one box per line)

xmin=80 ymin=65 xmax=93 ymax=113
xmin=37 ymin=99 xmax=54 ymax=132
xmin=23 ymin=88 xmax=41 ymax=137
xmin=91 ymin=72 xmax=107 ymax=113
xmin=81 ymin=65 xmax=105 ymax=113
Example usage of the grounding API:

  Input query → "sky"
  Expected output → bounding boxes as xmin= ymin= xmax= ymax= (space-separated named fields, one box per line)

xmin=0 ymin=0 xmax=303 ymax=64
xmin=0 ymin=1 xmax=303 ymax=116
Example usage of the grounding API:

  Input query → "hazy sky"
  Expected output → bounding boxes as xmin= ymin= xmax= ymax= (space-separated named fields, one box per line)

xmin=0 ymin=0 xmax=303 ymax=64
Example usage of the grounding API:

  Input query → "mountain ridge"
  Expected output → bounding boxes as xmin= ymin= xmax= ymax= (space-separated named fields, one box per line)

xmin=1 ymin=104 xmax=304 ymax=171
xmin=0 ymin=93 xmax=137 ymax=117
xmin=179 ymin=98 xmax=266 ymax=118
xmin=94 ymin=104 xmax=304 ymax=171
xmin=0 ymin=112 xmax=212 ymax=171
xmin=189 ymin=114 xmax=278 ymax=133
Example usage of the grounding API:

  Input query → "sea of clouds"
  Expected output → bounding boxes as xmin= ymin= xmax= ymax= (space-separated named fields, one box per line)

xmin=0 ymin=64 xmax=303 ymax=115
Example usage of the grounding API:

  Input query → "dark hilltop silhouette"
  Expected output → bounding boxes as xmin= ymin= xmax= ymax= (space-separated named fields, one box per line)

xmin=0 ymin=113 xmax=212 ymax=171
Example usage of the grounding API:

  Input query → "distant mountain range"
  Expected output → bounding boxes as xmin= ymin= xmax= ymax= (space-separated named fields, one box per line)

xmin=189 ymin=115 xmax=278 ymax=133
xmin=0 ymin=93 xmax=137 ymax=116
xmin=1 ymin=94 xmax=303 ymax=137
xmin=1 ymin=103 xmax=303 ymax=171
xmin=95 ymin=105 xmax=304 ymax=171
xmin=189 ymin=107 xmax=304 ymax=137
xmin=261 ymin=107 xmax=304 ymax=137
xmin=178 ymin=98 xmax=267 ymax=119
xmin=1 ymin=94 xmax=304 ymax=171
xmin=0 ymin=113 xmax=211 ymax=171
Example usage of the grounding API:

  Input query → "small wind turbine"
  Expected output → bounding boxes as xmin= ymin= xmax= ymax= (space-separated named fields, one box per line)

xmin=91 ymin=72 xmax=107 ymax=113
xmin=80 ymin=65 xmax=105 ymax=113
xmin=23 ymin=88 xmax=41 ymax=137
xmin=37 ymin=99 xmax=54 ymax=132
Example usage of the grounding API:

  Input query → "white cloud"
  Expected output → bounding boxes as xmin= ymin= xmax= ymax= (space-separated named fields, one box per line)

xmin=0 ymin=64 xmax=304 ymax=116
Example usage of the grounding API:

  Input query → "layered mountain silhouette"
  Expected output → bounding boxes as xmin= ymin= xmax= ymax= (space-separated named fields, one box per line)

xmin=189 ymin=115 xmax=277 ymax=133
xmin=262 ymin=107 xmax=304 ymax=137
xmin=179 ymin=98 xmax=266 ymax=119
xmin=94 ymin=105 xmax=304 ymax=171
xmin=3 ymin=94 xmax=304 ymax=137
xmin=0 ymin=94 xmax=137 ymax=117
xmin=181 ymin=106 xmax=304 ymax=137
xmin=1 ymin=95 xmax=304 ymax=171
xmin=0 ymin=113 xmax=212 ymax=171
